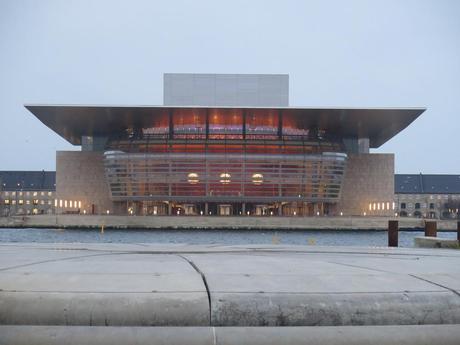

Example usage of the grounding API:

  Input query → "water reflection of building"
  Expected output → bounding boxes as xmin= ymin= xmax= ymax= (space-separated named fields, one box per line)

xmin=26 ymin=73 xmax=424 ymax=216
xmin=0 ymin=171 xmax=56 ymax=216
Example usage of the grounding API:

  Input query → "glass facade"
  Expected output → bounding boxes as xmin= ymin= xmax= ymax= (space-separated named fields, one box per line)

xmin=104 ymin=151 xmax=346 ymax=201
xmin=102 ymin=108 xmax=348 ymax=215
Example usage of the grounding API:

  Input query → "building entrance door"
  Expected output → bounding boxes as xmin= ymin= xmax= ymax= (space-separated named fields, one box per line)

xmin=218 ymin=204 xmax=232 ymax=216
xmin=184 ymin=204 xmax=196 ymax=215
xmin=255 ymin=205 xmax=268 ymax=216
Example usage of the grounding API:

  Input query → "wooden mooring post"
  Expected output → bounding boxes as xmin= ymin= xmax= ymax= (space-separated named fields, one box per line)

xmin=457 ymin=221 xmax=460 ymax=242
xmin=388 ymin=220 xmax=399 ymax=247
xmin=425 ymin=221 xmax=437 ymax=237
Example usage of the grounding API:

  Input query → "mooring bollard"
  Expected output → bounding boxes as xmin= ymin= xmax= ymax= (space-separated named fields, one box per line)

xmin=457 ymin=221 xmax=460 ymax=242
xmin=425 ymin=221 xmax=437 ymax=237
xmin=388 ymin=220 xmax=398 ymax=247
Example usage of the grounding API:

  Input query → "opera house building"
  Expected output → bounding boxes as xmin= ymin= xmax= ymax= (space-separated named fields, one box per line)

xmin=27 ymin=74 xmax=424 ymax=217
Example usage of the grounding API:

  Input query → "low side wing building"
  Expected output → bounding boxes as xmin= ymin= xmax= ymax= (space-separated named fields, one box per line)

xmin=394 ymin=174 xmax=460 ymax=219
xmin=0 ymin=171 xmax=56 ymax=216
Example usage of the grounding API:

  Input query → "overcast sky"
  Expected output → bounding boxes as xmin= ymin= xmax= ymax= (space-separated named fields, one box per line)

xmin=0 ymin=0 xmax=459 ymax=173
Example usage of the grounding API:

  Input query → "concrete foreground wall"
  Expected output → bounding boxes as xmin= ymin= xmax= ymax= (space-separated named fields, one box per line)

xmin=1 ymin=243 xmax=460 ymax=327
xmin=0 ymin=214 xmax=458 ymax=230
xmin=339 ymin=153 xmax=394 ymax=216
xmin=1 ymin=244 xmax=460 ymax=343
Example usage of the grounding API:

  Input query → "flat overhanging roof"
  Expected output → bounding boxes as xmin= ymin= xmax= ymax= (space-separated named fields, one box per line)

xmin=25 ymin=105 xmax=425 ymax=148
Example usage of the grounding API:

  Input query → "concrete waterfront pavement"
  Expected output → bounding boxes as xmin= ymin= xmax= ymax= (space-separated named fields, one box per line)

xmin=1 ymin=214 xmax=459 ymax=230
xmin=415 ymin=236 xmax=460 ymax=248
xmin=1 ymin=243 xmax=460 ymax=343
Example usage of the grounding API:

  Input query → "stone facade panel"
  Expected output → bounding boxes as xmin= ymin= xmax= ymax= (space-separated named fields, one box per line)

xmin=56 ymin=151 xmax=114 ymax=215
xmin=338 ymin=154 xmax=395 ymax=216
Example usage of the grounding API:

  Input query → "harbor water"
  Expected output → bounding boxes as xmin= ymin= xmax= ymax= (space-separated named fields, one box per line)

xmin=0 ymin=228 xmax=457 ymax=247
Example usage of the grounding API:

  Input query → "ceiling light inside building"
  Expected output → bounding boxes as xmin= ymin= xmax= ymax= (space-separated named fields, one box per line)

xmin=219 ymin=172 xmax=231 ymax=184
xmin=187 ymin=173 xmax=199 ymax=184
xmin=252 ymin=173 xmax=263 ymax=185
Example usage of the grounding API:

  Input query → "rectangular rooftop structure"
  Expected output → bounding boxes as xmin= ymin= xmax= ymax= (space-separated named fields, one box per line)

xmin=163 ymin=73 xmax=289 ymax=107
